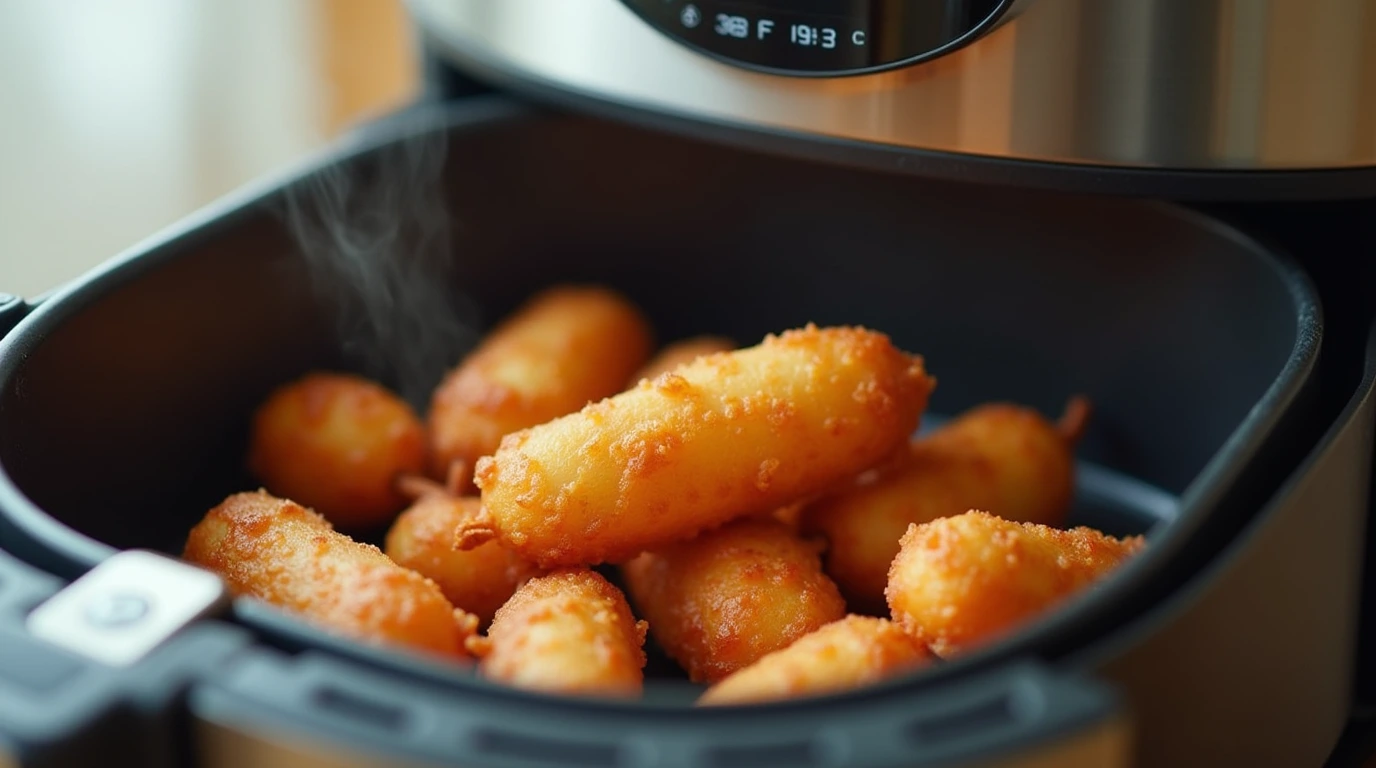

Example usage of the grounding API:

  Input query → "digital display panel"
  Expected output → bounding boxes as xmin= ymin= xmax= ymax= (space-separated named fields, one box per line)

xmin=622 ymin=0 xmax=1009 ymax=76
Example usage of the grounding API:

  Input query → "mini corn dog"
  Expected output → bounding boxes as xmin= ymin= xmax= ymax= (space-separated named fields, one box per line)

xmin=628 ymin=336 xmax=735 ymax=385
xmin=427 ymin=286 xmax=653 ymax=489
xmin=247 ymin=372 xmax=426 ymax=529
xmin=460 ymin=325 xmax=935 ymax=567
xmin=621 ymin=518 xmax=846 ymax=684
xmin=801 ymin=399 xmax=1088 ymax=613
xmin=384 ymin=490 xmax=543 ymax=627
xmin=886 ymin=511 xmax=1144 ymax=657
xmin=698 ymin=616 xmax=933 ymax=706
xmin=470 ymin=569 xmax=647 ymax=697
xmin=183 ymin=491 xmax=476 ymax=659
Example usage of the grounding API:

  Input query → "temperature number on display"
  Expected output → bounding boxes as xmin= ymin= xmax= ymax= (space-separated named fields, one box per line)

xmin=714 ymin=13 xmax=749 ymax=38
xmin=790 ymin=23 xmax=837 ymax=49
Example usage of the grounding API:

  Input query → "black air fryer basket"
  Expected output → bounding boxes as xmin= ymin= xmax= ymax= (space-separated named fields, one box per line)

xmin=0 ymin=99 xmax=1369 ymax=768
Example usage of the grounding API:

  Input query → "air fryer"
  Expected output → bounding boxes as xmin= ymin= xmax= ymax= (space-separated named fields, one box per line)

xmin=1 ymin=2 xmax=1375 ymax=767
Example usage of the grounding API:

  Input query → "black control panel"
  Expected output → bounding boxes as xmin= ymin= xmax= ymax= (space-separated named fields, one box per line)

xmin=621 ymin=0 xmax=1013 ymax=77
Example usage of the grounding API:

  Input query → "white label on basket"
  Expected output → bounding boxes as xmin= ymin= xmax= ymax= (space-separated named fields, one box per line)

xmin=26 ymin=550 xmax=227 ymax=667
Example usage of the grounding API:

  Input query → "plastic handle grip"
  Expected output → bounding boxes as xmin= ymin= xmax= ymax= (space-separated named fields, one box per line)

xmin=0 ymin=551 xmax=247 ymax=768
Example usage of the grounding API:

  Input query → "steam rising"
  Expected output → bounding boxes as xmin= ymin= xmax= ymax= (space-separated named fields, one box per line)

xmin=281 ymin=129 xmax=478 ymax=410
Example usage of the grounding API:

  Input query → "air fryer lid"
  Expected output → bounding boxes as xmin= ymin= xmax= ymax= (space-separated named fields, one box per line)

xmin=0 ymin=100 xmax=1319 ymax=766
xmin=409 ymin=0 xmax=1376 ymax=199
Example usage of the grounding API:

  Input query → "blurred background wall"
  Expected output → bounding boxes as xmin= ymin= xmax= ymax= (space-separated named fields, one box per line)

xmin=0 ymin=0 xmax=418 ymax=298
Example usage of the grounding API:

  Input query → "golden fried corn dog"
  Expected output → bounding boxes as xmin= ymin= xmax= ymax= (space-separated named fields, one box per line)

xmin=461 ymin=325 xmax=935 ymax=567
xmin=698 ymin=616 xmax=933 ymax=706
xmin=247 ymin=372 xmax=426 ymax=529
xmin=427 ymin=286 xmax=653 ymax=488
xmin=886 ymin=511 xmax=1144 ymax=657
xmin=800 ymin=399 xmax=1089 ymax=613
xmin=471 ymin=569 xmax=647 ymax=697
xmin=621 ymin=518 xmax=846 ymax=684
xmin=183 ymin=491 xmax=476 ymax=659
xmin=629 ymin=336 xmax=735 ymax=385
xmin=384 ymin=492 xmax=543 ymax=627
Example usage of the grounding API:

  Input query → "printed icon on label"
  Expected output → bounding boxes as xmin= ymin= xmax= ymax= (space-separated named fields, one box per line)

xmin=84 ymin=592 xmax=150 ymax=629
xmin=681 ymin=4 xmax=701 ymax=28
xmin=852 ymin=30 xmax=867 ymax=46
xmin=714 ymin=13 xmax=749 ymax=38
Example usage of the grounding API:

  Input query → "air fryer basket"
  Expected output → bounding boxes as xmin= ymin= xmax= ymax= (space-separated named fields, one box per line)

xmin=0 ymin=98 xmax=1326 ymax=767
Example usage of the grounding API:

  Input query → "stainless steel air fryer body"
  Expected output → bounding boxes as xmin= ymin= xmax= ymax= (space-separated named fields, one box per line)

xmin=407 ymin=0 xmax=1376 ymax=172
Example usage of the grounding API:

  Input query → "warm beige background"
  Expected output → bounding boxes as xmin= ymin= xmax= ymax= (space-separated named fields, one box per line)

xmin=0 ymin=0 xmax=418 ymax=299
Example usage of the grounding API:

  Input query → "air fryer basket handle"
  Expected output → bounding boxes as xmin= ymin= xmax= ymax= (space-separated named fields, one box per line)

xmin=0 ymin=550 xmax=246 ymax=768
xmin=189 ymin=652 xmax=1131 ymax=768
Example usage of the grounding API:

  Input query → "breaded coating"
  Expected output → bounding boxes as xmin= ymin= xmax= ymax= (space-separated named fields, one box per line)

xmin=629 ymin=336 xmax=735 ymax=385
xmin=769 ymin=502 xmax=804 ymax=531
xmin=801 ymin=399 xmax=1087 ymax=613
xmin=698 ymin=615 xmax=932 ymax=705
xmin=472 ymin=569 xmax=647 ymax=697
xmin=427 ymin=286 xmax=653 ymax=489
xmin=462 ymin=325 xmax=935 ymax=567
xmin=621 ymin=518 xmax=846 ymax=684
xmin=384 ymin=493 xmax=543 ymax=627
xmin=247 ymin=372 xmax=426 ymax=529
xmin=183 ymin=491 xmax=476 ymax=659
xmin=886 ymin=511 xmax=1144 ymax=657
